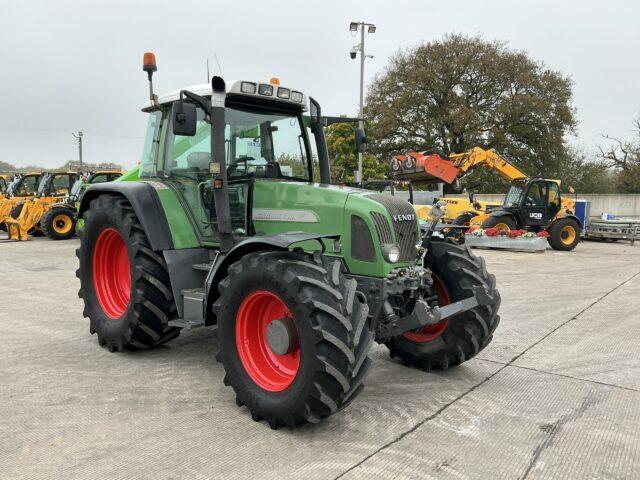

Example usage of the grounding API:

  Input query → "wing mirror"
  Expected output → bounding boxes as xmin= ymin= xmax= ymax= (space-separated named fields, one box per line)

xmin=355 ymin=127 xmax=368 ymax=153
xmin=171 ymin=101 xmax=197 ymax=136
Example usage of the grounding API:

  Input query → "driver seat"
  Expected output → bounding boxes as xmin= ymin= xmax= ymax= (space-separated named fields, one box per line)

xmin=186 ymin=152 xmax=211 ymax=170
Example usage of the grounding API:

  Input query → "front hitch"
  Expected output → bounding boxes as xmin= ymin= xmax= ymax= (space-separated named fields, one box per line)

xmin=376 ymin=284 xmax=492 ymax=340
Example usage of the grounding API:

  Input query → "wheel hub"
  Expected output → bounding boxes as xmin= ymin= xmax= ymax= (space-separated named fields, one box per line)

xmin=265 ymin=317 xmax=299 ymax=355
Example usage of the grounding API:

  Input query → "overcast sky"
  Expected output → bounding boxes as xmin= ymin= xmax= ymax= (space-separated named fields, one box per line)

xmin=1 ymin=0 xmax=639 ymax=169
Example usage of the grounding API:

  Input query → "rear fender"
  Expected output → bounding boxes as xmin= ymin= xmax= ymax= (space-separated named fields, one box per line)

xmin=79 ymin=182 xmax=174 ymax=251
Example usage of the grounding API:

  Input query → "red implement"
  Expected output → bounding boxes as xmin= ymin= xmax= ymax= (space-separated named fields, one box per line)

xmin=390 ymin=152 xmax=460 ymax=184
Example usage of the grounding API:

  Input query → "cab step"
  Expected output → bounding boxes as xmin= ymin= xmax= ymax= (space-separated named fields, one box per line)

xmin=168 ymin=288 xmax=206 ymax=329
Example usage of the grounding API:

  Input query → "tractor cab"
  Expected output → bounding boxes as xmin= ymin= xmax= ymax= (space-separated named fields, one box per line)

xmin=502 ymin=178 xmax=562 ymax=228
xmin=138 ymin=78 xmax=317 ymax=242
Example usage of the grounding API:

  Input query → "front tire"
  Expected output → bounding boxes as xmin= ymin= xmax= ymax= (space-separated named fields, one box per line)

xmin=548 ymin=217 xmax=580 ymax=251
xmin=385 ymin=242 xmax=500 ymax=370
xmin=76 ymin=194 xmax=180 ymax=352
xmin=214 ymin=251 xmax=373 ymax=429
xmin=42 ymin=206 xmax=76 ymax=240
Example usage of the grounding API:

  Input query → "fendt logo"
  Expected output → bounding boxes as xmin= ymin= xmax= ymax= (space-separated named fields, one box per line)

xmin=529 ymin=212 xmax=543 ymax=220
xmin=393 ymin=214 xmax=416 ymax=222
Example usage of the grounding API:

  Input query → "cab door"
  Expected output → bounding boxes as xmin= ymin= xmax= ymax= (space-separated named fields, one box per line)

xmin=519 ymin=180 xmax=548 ymax=227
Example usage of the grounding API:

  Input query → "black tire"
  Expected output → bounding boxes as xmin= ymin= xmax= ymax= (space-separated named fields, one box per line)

xmin=76 ymin=194 xmax=180 ymax=352
xmin=547 ymin=217 xmax=580 ymax=251
xmin=385 ymin=242 xmax=501 ymax=370
xmin=481 ymin=215 xmax=516 ymax=231
xmin=214 ymin=251 xmax=373 ymax=429
xmin=41 ymin=206 xmax=77 ymax=240
xmin=452 ymin=213 xmax=475 ymax=226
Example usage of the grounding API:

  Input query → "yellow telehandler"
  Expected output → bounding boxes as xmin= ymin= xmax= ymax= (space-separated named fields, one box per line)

xmin=4 ymin=172 xmax=76 ymax=241
xmin=391 ymin=147 xmax=581 ymax=250
xmin=0 ymin=172 xmax=44 ymax=231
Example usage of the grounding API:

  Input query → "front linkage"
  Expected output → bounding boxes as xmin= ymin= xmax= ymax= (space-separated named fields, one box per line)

xmin=349 ymin=201 xmax=497 ymax=342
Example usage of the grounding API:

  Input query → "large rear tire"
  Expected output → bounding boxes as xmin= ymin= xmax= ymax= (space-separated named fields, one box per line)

xmin=41 ymin=206 xmax=76 ymax=240
xmin=214 ymin=251 xmax=373 ymax=429
xmin=76 ymin=194 xmax=180 ymax=351
xmin=385 ymin=242 xmax=500 ymax=370
xmin=548 ymin=217 xmax=580 ymax=251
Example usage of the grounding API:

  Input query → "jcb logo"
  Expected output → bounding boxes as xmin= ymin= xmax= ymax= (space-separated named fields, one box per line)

xmin=529 ymin=212 xmax=543 ymax=220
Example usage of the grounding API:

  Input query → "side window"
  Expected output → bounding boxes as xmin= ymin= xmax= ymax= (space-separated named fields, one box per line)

xmin=89 ymin=174 xmax=108 ymax=184
xmin=140 ymin=111 xmax=162 ymax=178
xmin=52 ymin=175 xmax=70 ymax=195
xmin=168 ymin=109 xmax=211 ymax=171
xmin=548 ymin=183 xmax=560 ymax=208
xmin=525 ymin=183 xmax=546 ymax=206
xmin=20 ymin=176 xmax=38 ymax=194
xmin=270 ymin=117 xmax=308 ymax=179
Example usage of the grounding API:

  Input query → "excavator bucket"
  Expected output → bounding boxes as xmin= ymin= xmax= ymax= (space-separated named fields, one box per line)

xmin=390 ymin=152 xmax=460 ymax=184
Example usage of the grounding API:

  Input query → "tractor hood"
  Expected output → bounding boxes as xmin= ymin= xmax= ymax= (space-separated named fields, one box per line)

xmin=252 ymin=181 xmax=419 ymax=277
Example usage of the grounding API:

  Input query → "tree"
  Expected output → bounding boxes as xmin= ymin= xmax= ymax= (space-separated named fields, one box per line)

xmin=326 ymin=122 xmax=386 ymax=183
xmin=598 ymin=117 xmax=640 ymax=193
xmin=365 ymin=34 xmax=577 ymax=193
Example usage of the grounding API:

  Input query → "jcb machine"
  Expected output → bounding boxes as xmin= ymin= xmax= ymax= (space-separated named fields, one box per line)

xmin=391 ymin=147 xmax=582 ymax=251
xmin=40 ymin=169 xmax=123 ymax=240
xmin=76 ymin=54 xmax=500 ymax=429
xmin=0 ymin=172 xmax=43 ymax=231
xmin=5 ymin=171 xmax=76 ymax=240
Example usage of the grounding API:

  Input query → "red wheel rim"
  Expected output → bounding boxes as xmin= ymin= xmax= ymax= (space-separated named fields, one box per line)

xmin=403 ymin=275 xmax=450 ymax=343
xmin=92 ymin=228 xmax=131 ymax=320
xmin=235 ymin=290 xmax=300 ymax=392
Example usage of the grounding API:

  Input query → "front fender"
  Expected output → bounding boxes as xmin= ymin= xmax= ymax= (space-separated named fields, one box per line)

xmin=79 ymin=182 xmax=174 ymax=251
xmin=204 ymin=232 xmax=340 ymax=325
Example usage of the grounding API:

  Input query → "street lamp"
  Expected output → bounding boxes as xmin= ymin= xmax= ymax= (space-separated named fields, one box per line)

xmin=349 ymin=21 xmax=376 ymax=184
xmin=72 ymin=131 xmax=84 ymax=171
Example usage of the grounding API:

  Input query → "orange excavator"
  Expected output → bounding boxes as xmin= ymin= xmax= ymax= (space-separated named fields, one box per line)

xmin=390 ymin=147 xmax=581 ymax=251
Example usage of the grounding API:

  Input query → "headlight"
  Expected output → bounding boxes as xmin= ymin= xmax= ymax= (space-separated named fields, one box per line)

xmin=381 ymin=244 xmax=401 ymax=263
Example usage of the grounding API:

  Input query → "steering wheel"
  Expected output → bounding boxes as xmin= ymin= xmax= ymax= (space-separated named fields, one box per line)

xmin=227 ymin=156 xmax=255 ymax=176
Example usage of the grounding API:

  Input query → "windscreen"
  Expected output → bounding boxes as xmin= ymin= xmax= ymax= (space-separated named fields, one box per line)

xmin=166 ymin=105 xmax=311 ymax=182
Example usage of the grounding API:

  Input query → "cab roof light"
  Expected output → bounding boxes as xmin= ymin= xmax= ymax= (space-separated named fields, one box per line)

xmin=142 ymin=52 xmax=157 ymax=74
xmin=258 ymin=84 xmax=274 ymax=96
xmin=240 ymin=82 xmax=257 ymax=94
xmin=270 ymin=77 xmax=280 ymax=85
xmin=277 ymin=87 xmax=290 ymax=99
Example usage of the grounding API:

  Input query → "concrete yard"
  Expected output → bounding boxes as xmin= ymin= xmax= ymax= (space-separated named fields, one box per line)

xmin=1 ymin=238 xmax=638 ymax=480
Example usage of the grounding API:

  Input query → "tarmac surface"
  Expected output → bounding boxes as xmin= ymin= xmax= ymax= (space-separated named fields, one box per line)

xmin=1 ymin=238 xmax=638 ymax=479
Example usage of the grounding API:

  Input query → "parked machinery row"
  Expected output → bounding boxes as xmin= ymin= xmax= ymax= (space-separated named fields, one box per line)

xmin=0 ymin=170 xmax=122 ymax=241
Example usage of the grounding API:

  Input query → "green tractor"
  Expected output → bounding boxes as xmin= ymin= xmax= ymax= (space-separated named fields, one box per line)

xmin=76 ymin=53 xmax=501 ymax=429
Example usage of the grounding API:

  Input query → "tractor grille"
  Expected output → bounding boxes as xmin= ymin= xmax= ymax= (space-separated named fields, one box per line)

xmin=367 ymin=194 xmax=418 ymax=262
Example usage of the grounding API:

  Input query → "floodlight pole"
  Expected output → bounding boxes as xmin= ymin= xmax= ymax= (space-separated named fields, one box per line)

xmin=358 ymin=24 xmax=365 ymax=185
xmin=72 ymin=131 xmax=84 ymax=171
xmin=350 ymin=21 xmax=375 ymax=184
